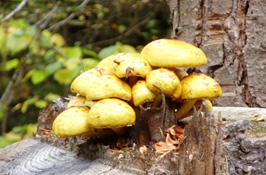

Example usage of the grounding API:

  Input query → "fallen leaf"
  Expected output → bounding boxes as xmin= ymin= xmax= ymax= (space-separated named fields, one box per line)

xmin=165 ymin=133 xmax=179 ymax=145
xmin=139 ymin=145 xmax=148 ymax=154
xmin=252 ymin=115 xmax=265 ymax=122
xmin=154 ymin=141 xmax=177 ymax=153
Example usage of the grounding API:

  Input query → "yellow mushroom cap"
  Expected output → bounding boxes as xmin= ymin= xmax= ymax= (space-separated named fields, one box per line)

xmin=85 ymin=74 xmax=132 ymax=101
xmin=180 ymin=73 xmax=222 ymax=101
xmin=111 ymin=52 xmax=152 ymax=78
xmin=141 ymin=39 xmax=207 ymax=67
xmin=67 ymin=95 xmax=95 ymax=108
xmin=70 ymin=68 xmax=105 ymax=97
xmin=87 ymin=98 xmax=136 ymax=128
xmin=96 ymin=54 xmax=118 ymax=74
xmin=146 ymin=68 xmax=181 ymax=97
xmin=132 ymin=80 xmax=157 ymax=106
xmin=52 ymin=107 xmax=95 ymax=137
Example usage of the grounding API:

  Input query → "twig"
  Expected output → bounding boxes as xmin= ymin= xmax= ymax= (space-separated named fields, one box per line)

xmin=0 ymin=1 xmax=62 ymax=134
xmin=225 ymin=155 xmax=229 ymax=175
xmin=1 ymin=0 xmax=29 ymax=23
xmin=35 ymin=1 xmax=62 ymax=30
xmin=48 ymin=0 xmax=91 ymax=32
xmin=85 ymin=5 xmax=160 ymax=47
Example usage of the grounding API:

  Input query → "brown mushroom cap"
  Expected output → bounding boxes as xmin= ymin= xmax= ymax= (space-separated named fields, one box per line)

xmin=146 ymin=68 xmax=181 ymax=98
xmin=141 ymin=39 xmax=207 ymax=68
xmin=85 ymin=74 xmax=132 ymax=101
xmin=111 ymin=52 xmax=152 ymax=78
xmin=180 ymin=73 xmax=222 ymax=101
xmin=132 ymin=80 xmax=156 ymax=106
xmin=87 ymin=98 xmax=136 ymax=128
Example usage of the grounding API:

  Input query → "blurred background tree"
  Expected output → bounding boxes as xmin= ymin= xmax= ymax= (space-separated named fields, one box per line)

xmin=0 ymin=0 xmax=171 ymax=147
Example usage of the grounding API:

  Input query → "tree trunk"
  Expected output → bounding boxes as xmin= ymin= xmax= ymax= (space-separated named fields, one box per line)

xmin=166 ymin=0 xmax=266 ymax=107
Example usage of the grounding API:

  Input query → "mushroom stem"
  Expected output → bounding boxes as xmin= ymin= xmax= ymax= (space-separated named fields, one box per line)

xmin=128 ymin=76 xmax=138 ymax=87
xmin=111 ymin=128 xmax=126 ymax=136
xmin=151 ymin=94 xmax=162 ymax=107
xmin=176 ymin=100 xmax=197 ymax=121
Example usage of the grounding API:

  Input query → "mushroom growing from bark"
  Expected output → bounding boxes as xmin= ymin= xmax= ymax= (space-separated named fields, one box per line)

xmin=141 ymin=39 xmax=207 ymax=67
xmin=145 ymin=68 xmax=182 ymax=99
xmin=85 ymin=74 xmax=132 ymax=101
xmin=176 ymin=73 xmax=222 ymax=120
xmin=52 ymin=38 xmax=223 ymax=150
xmin=52 ymin=107 xmax=112 ymax=137
xmin=87 ymin=98 xmax=136 ymax=128
xmin=132 ymin=80 xmax=157 ymax=106
xmin=70 ymin=67 xmax=105 ymax=97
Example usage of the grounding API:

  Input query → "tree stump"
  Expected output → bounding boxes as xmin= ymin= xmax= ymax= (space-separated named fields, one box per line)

xmin=0 ymin=101 xmax=265 ymax=174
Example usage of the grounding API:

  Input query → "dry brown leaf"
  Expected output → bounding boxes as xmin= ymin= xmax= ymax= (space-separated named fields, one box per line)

xmin=252 ymin=115 xmax=265 ymax=122
xmin=165 ymin=133 xmax=179 ymax=145
xmin=154 ymin=141 xmax=177 ymax=153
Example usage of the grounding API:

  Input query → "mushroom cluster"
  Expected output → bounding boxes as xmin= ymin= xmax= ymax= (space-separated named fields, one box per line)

xmin=52 ymin=39 xmax=222 ymax=139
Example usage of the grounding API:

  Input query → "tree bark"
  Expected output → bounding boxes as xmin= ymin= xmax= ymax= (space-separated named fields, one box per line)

xmin=166 ymin=0 xmax=266 ymax=107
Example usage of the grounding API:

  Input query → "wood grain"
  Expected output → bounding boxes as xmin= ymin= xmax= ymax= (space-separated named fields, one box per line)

xmin=0 ymin=138 xmax=138 ymax=175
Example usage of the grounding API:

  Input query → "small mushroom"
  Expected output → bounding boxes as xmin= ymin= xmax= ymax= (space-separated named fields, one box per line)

xmin=70 ymin=68 xmax=105 ymax=97
xmin=111 ymin=52 xmax=152 ymax=78
xmin=96 ymin=54 xmax=119 ymax=74
xmin=87 ymin=98 xmax=136 ymax=128
xmin=85 ymin=74 xmax=132 ymax=101
xmin=141 ymin=39 xmax=207 ymax=68
xmin=52 ymin=107 xmax=100 ymax=137
xmin=132 ymin=80 xmax=157 ymax=106
xmin=146 ymin=68 xmax=182 ymax=99
xmin=176 ymin=73 xmax=222 ymax=120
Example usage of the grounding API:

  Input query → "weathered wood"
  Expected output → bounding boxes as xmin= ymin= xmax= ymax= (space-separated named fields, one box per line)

xmin=0 ymin=138 xmax=140 ymax=175
xmin=1 ymin=102 xmax=266 ymax=174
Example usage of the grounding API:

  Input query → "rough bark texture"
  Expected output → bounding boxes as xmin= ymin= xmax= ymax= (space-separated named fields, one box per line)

xmin=166 ymin=0 xmax=266 ymax=107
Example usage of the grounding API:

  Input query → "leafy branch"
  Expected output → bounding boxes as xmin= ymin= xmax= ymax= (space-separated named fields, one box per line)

xmin=0 ymin=0 xmax=29 ymax=23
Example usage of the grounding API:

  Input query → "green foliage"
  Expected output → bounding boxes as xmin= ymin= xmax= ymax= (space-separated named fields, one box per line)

xmin=98 ymin=42 xmax=137 ymax=59
xmin=31 ymin=70 xmax=48 ymax=85
xmin=0 ymin=0 xmax=170 ymax=148
xmin=0 ymin=123 xmax=37 ymax=148
xmin=5 ymin=58 xmax=19 ymax=71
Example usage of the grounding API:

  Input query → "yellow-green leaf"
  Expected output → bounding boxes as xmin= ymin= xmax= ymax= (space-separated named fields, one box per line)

xmin=50 ymin=33 xmax=65 ymax=47
xmin=5 ymin=58 xmax=19 ymax=71
xmin=64 ymin=46 xmax=82 ymax=59
xmin=21 ymin=98 xmax=37 ymax=113
xmin=54 ymin=68 xmax=81 ymax=85
xmin=98 ymin=45 xmax=117 ymax=60
xmin=82 ymin=58 xmax=99 ymax=70
xmin=31 ymin=70 xmax=47 ymax=84
xmin=45 ymin=62 xmax=62 ymax=76
xmin=34 ymin=100 xmax=47 ymax=108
